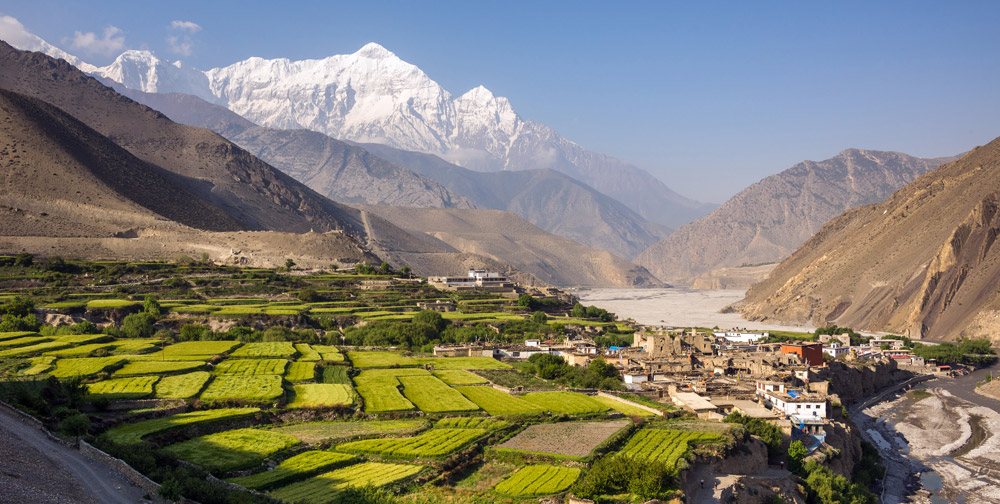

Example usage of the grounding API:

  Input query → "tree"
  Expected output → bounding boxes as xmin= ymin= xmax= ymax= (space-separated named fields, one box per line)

xmin=571 ymin=302 xmax=587 ymax=318
xmin=412 ymin=310 xmax=446 ymax=333
xmin=379 ymin=261 xmax=392 ymax=274
xmin=517 ymin=294 xmax=536 ymax=309
xmin=121 ymin=313 xmax=156 ymax=339
xmin=531 ymin=311 xmax=547 ymax=324
xmin=59 ymin=413 xmax=90 ymax=443
xmin=400 ymin=266 xmax=412 ymax=278
xmin=298 ymin=288 xmax=322 ymax=303
xmin=143 ymin=295 xmax=162 ymax=317
xmin=285 ymin=258 xmax=296 ymax=271
xmin=788 ymin=440 xmax=808 ymax=475
xmin=13 ymin=252 xmax=33 ymax=267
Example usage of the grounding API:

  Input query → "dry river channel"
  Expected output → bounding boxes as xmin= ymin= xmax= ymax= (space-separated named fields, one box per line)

xmin=853 ymin=365 xmax=1000 ymax=504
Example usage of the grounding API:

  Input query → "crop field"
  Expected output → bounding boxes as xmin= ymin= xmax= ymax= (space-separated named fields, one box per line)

xmin=0 ymin=331 xmax=38 ymax=341
xmin=109 ymin=339 xmax=159 ymax=355
xmin=320 ymin=365 xmax=350 ymax=384
xmin=228 ymin=451 xmax=357 ymax=490
xmin=287 ymin=384 xmax=356 ymax=408
xmin=311 ymin=345 xmax=344 ymax=362
xmin=42 ymin=343 xmax=117 ymax=357
xmin=104 ymin=407 xmax=260 ymax=445
xmin=521 ymin=392 xmax=609 ymax=415
xmin=493 ymin=464 xmax=581 ymax=497
xmin=269 ymin=462 xmax=424 ymax=504
xmin=86 ymin=376 xmax=160 ymax=400
xmin=433 ymin=369 xmax=489 ymax=385
xmin=19 ymin=355 xmax=55 ymax=375
xmin=229 ymin=342 xmax=297 ymax=359
xmin=399 ymin=375 xmax=480 ymax=413
xmin=617 ymin=429 xmax=725 ymax=471
xmin=435 ymin=417 xmax=509 ymax=430
xmin=154 ymin=371 xmax=213 ymax=399
xmin=0 ymin=336 xmax=51 ymax=348
xmin=270 ymin=419 xmax=428 ymax=445
xmin=284 ymin=361 xmax=316 ymax=382
xmin=214 ymin=359 xmax=288 ymax=375
xmin=497 ymin=420 xmax=630 ymax=457
xmin=294 ymin=343 xmax=321 ymax=361
xmin=85 ymin=299 xmax=141 ymax=309
xmin=164 ymin=428 xmax=300 ymax=472
xmin=335 ymin=427 xmax=486 ymax=458
xmin=49 ymin=356 xmax=125 ymax=378
xmin=0 ymin=334 xmax=107 ymax=358
xmin=354 ymin=368 xmax=430 ymax=413
xmin=591 ymin=395 xmax=657 ymax=417
xmin=454 ymin=386 xmax=545 ymax=416
xmin=200 ymin=374 xmax=284 ymax=402
xmin=153 ymin=341 xmax=242 ymax=358
xmin=348 ymin=351 xmax=510 ymax=370
xmin=114 ymin=360 xmax=205 ymax=376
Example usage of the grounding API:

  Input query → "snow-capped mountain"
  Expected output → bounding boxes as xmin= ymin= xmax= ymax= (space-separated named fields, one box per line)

xmin=3 ymin=27 xmax=712 ymax=227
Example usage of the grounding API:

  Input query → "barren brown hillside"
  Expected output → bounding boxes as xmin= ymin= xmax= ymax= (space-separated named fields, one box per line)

xmin=738 ymin=138 xmax=1000 ymax=343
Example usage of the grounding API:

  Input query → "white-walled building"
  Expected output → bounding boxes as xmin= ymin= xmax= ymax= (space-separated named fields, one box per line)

xmin=823 ymin=343 xmax=850 ymax=358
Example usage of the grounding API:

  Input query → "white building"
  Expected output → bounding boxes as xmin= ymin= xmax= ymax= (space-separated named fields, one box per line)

xmin=428 ymin=269 xmax=512 ymax=288
xmin=823 ymin=343 xmax=850 ymax=358
xmin=714 ymin=331 xmax=769 ymax=344
xmin=624 ymin=373 xmax=649 ymax=384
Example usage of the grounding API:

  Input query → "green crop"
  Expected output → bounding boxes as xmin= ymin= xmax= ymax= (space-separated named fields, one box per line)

xmin=214 ymin=358 xmax=288 ymax=375
xmin=617 ymin=429 xmax=725 ymax=471
xmin=155 ymin=371 xmax=213 ymax=399
xmin=86 ymin=376 xmax=159 ymax=400
xmin=284 ymin=361 xmax=316 ymax=382
xmin=454 ymin=386 xmax=545 ymax=416
xmin=228 ymin=451 xmax=356 ymax=490
xmin=398 ymin=375 xmax=479 ymax=413
xmin=200 ymin=374 xmax=284 ymax=402
xmin=286 ymin=384 xmax=356 ymax=408
xmin=164 ymin=428 xmax=300 ymax=472
xmin=49 ymin=356 xmax=126 ymax=378
xmin=230 ymin=342 xmax=297 ymax=359
xmin=114 ymin=360 xmax=205 ymax=376
xmin=433 ymin=369 xmax=489 ymax=385
xmin=269 ymin=462 xmax=424 ymax=504
xmin=103 ymin=407 xmax=260 ymax=444
xmin=494 ymin=464 xmax=580 ymax=497
xmin=520 ymin=392 xmax=609 ymax=415
xmin=335 ymin=428 xmax=486 ymax=458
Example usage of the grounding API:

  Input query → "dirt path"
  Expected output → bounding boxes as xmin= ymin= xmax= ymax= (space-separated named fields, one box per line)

xmin=686 ymin=464 xmax=789 ymax=504
xmin=0 ymin=407 xmax=148 ymax=504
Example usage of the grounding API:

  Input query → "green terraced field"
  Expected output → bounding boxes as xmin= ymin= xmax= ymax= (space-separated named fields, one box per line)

xmin=348 ymin=351 xmax=510 ymax=370
xmin=229 ymin=342 xmax=297 ymax=359
xmin=0 ymin=331 xmax=39 ymax=341
xmin=521 ymin=392 xmax=610 ymax=415
xmin=19 ymin=355 xmax=55 ymax=375
xmin=114 ymin=360 xmax=205 ymax=376
xmin=284 ymin=361 xmax=316 ymax=382
xmin=200 ymin=375 xmax=284 ymax=402
xmin=141 ymin=341 xmax=242 ymax=360
xmin=591 ymin=395 xmax=657 ymax=417
xmin=86 ymin=376 xmax=159 ymax=400
xmin=270 ymin=419 xmax=428 ymax=445
xmin=0 ymin=334 xmax=108 ymax=358
xmin=154 ymin=371 xmax=213 ymax=399
xmin=287 ymin=384 xmax=356 ymax=408
xmin=398 ymin=375 xmax=479 ymax=413
xmin=269 ymin=462 xmax=424 ymax=504
xmin=493 ymin=464 xmax=580 ymax=497
xmin=109 ymin=339 xmax=160 ymax=355
xmin=311 ymin=345 xmax=344 ymax=362
xmin=164 ymin=428 xmax=300 ymax=472
xmin=432 ymin=369 xmax=489 ymax=385
xmin=42 ymin=343 xmax=117 ymax=358
xmin=320 ymin=365 xmax=350 ymax=384
xmin=617 ymin=429 xmax=726 ymax=471
xmin=49 ymin=356 xmax=126 ymax=378
xmin=294 ymin=343 xmax=321 ymax=361
xmin=228 ymin=451 xmax=356 ymax=490
xmin=454 ymin=386 xmax=545 ymax=416
xmin=214 ymin=359 xmax=288 ymax=375
xmin=354 ymin=368 xmax=430 ymax=413
xmin=0 ymin=336 xmax=48 ymax=347
xmin=435 ymin=417 xmax=509 ymax=430
xmin=335 ymin=428 xmax=486 ymax=458
xmin=85 ymin=299 xmax=141 ymax=309
xmin=103 ymin=407 xmax=260 ymax=444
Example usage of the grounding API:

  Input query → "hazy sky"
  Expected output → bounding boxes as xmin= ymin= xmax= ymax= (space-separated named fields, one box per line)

xmin=3 ymin=0 xmax=999 ymax=203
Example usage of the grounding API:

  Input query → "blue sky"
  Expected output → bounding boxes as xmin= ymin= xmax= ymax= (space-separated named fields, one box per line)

xmin=3 ymin=0 xmax=999 ymax=202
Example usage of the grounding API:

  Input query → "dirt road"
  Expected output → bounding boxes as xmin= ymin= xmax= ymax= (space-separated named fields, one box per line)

xmin=0 ymin=406 xmax=148 ymax=504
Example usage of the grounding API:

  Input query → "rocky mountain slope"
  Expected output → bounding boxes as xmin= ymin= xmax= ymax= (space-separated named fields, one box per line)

xmin=737 ymin=138 xmax=1000 ymax=342
xmin=9 ymin=31 xmax=713 ymax=228
xmin=636 ymin=149 xmax=955 ymax=286
xmin=116 ymin=89 xmax=669 ymax=258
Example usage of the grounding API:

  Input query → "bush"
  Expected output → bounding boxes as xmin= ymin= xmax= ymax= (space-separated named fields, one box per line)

xmin=143 ymin=295 xmax=163 ymax=317
xmin=121 ymin=313 xmax=156 ymax=339
xmin=59 ymin=413 xmax=90 ymax=439
xmin=725 ymin=412 xmax=783 ymax=457
xmin=788 ymin=440 xmax=808 ymax=476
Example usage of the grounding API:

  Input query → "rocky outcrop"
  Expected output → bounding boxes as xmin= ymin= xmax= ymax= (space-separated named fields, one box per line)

xmin=824 ymin=359 xmax=913 ymax=406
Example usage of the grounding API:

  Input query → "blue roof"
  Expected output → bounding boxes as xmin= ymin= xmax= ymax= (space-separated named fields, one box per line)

xmin=788 ymin=390 xmax=801 ymax=398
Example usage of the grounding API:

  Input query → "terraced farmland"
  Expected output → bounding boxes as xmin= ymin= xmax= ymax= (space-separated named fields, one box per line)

xmin=335 ymin=428 xmax=486 ymax=458
xmin=49 ymin=356 xmax=125 ymax=378
xmin=311 ymin=345 xmax=344 ymax=362
xmin=591 ymin=395 xmax=658 ymax=417
xmin=269 ymin=462 xmax=424 ymax=504
xmin=399 ymin=375 xmax=479 ymax=413
xmin=214 ymin=359 xmax=288 ymax=375
xmin=86 ymin=376 xmax=159 ymax=400
xmin=154 ymin=371 xmax=213 ymax=399
xmin=354 ymin=368 xmax=430 ymax=413
xmin=294 ymin=343 xmax=321 ymax=361
xmin=271 ymin=419 xmax=428 ymax=445
xmin=348 ymin=351 xmax=509 ymax=370
xmin=154 ymin=341 xmax=242 ymax=359
xmin=114 ymin=360 xmax=205 ymax=376
xmin=320 ymin=365 xmax=350 ymax=384
xmin=493 ymin=464 xmax=581 ymax=497
xmin=104 ymin=407 xmax=260 ymax=445
xmin=229 ymin=342 xmax=297 ymax=358
xmin=164 ymin=428 xmax=300 ymax=472
xmin=19 ymin=355 xmax=55 ymax=375
xmin=617 ymin=429 xmax=726 ymax=471
xmin=454 ymin=386 xmax=545 ymax=416
xmin=200 ymin=375 xmax=284 ymax=402
xmin=287 ymin=384 xmax=356 ymax=408
xmin=433 ymin=369 xmax=489 ymax=385
xmin=521 ymin=391 xmax=609 ymax=415
xmin=228 ymin=451 xmax=357 ymax=490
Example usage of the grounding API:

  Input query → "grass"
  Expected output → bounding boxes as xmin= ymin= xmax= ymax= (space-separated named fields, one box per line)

xmin=616 ymin=429 xmax=725 ymax=472
xmin=164 ymin=428 xmax=300 ymax=472
xmin=86 ymin=376 xmax=159 ymax=400
xmin=49 ymin=356 xmax=126 ymax=378
xmin=520 ymin=392 xmax=610 ymax=415
xmin=285 ymin=361 xmax=317 ymax=382
xmin=454 ymin=386 xmax=545 ymax=416
xmin=200 ymin=374 xmax=285 ymax=403
xmin=348 ymin=351 xmax=510 ymax=370
xmin=230 ymin=342 xmax=297 ymax=359
xmin=433 ymin=369 xmax=489 ymax=385
xmin=270 ymin=419 xmax=428 ymax=445
xmin=228 ymin=451 xmax=357 ymax=490
xmin=399 ymin=375 xmax=480 ymax=413
xmin=287 ymin=384 xmax=356 ymax=408
xmin=493 ymin=465 xmax=580 ymax=497
xmin=336 ymin=428 xmax=487 ymax=458
xmin=155 ymin=371 xmax=213 ymax=399
xmin=591 ymin=395 xmax=657 ymax=417
xmin=114 ymin=360 xmax=205 ymax=376
xmin=214 ymin=359 xmax=288 ymax=375
xmin=320 ymin=365 xmax=351 ymax=384
xmin=103 ymin=407 xmax=260 ymax=444
xmin=269 ymin=462 xmax=424 ymax=504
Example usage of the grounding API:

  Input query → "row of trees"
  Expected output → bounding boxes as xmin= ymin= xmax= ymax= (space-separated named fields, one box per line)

xmin=521 ymin=353 xmax=624 ymax=390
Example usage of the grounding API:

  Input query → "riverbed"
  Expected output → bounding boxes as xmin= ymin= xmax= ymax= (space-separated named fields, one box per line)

xmin=575 ymin=287 xmax=814 ymax=332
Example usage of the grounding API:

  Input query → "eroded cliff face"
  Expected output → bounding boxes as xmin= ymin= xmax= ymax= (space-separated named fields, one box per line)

xmin=737 ymin=138 xmax=1000 ymax=344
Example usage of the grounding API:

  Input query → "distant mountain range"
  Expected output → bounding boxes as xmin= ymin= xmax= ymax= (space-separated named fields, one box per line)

xmin=42 ymin=40 xmax=712 ymax=229
xmin=738 ymin=139 xmax=1000 ymax=342
xmin=636 ymin=149 xmax=956 ymax=286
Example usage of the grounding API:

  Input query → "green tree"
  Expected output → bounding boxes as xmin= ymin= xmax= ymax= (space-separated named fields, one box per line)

xmin=531 ymin=311 xmax=547 ymax=324
xmin=400 ymin=265 xmax=412 ymax=278
xmin=13 ymin=252 xmax=33 ymax=267
xmin=298 ymin=287 xmax=322 ymax=303
xmin=571 ymin=302 xmax=587 ymax=318
xmin=788 ymin=440 xmax=808 ymax=475
xmin=379 ymin=261 xmax=392 ymax=274
xmin=285 ymin=258 xmax=296 ymax=271
xmin=121 ymin=312 xmax=156 ymax=339
xmin=143 ymin=295 xmax=162 ymax=317
xmin=517 ymin=294 xmax=536 ymax=309
xmin=59 ymin=413 xmax=90 ymax=443
xmin=412 ymin=310 xmax=447 ymax=333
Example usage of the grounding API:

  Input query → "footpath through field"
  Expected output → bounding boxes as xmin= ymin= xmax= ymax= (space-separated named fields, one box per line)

xmin=0 ymin=405 xmax=148 ymax=504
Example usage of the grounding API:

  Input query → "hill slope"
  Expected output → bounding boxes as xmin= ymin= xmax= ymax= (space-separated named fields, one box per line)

xmin=737 ymin=138 xmax=1000 ymax=342
xmin=636 ymin=149 xmax=955 ymax=286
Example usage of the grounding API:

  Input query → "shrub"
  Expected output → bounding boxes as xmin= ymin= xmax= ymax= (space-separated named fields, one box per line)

xmin=121 ymin=313 xmax=156 ymax=339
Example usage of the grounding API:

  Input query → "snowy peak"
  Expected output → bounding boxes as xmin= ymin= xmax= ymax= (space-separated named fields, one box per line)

xmin=0 ymin=15 xmax=97 ymax=73
xmin=94 ymin=49 xmax=217 ymax=104
xmin=354 ymin=42 xmax=396 ymax=59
